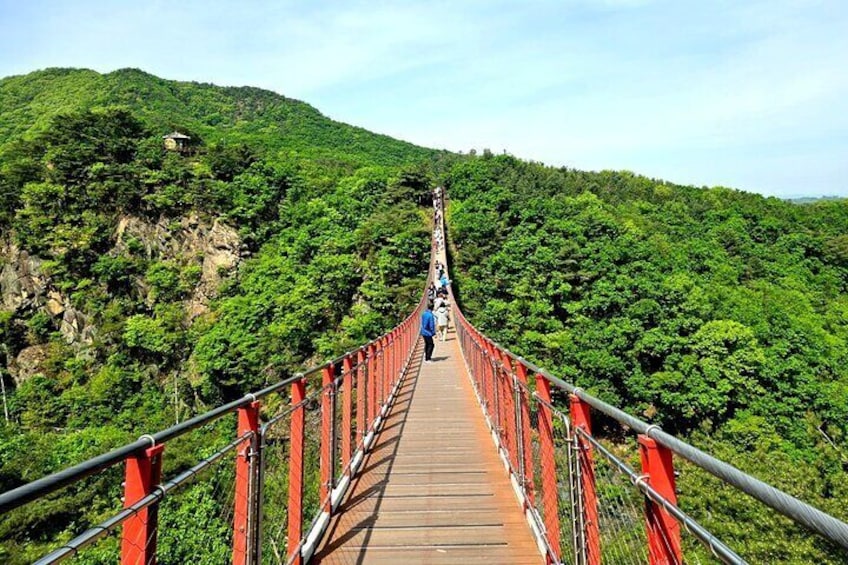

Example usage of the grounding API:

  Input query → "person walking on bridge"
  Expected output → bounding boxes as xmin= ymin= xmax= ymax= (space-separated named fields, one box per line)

xmin=420 ymin=302 xmax=436 ymax=363
xmin=436 ymin=302 xmax=450 ymax=342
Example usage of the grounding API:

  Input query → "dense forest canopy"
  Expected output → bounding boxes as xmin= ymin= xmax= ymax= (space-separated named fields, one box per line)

xmin=444 ymin=154 xmax=848 ymax=562
xmin=0 ymin=68 xmax=445 ymax=562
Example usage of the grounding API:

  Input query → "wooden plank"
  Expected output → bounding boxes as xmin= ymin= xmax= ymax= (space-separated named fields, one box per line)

xmin=313 ymin=328 xmax=543 ymax=564
xmin=322 ymin=547 xmax=542 ymax=565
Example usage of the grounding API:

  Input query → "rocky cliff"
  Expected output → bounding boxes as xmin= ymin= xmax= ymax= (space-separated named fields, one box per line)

xmin=0 ymin=214 xmax=243 ymax=384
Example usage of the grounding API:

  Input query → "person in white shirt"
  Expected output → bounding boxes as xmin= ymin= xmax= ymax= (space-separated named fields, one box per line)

xmin=435 ymin=303 xmax=450 ymax=341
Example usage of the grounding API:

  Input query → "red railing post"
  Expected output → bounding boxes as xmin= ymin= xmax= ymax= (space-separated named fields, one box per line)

xmin=535 ymin=375 xmax=561 ymax=563
xmin=383 ymin=335 xmax=391 ymax=401
xmin=477 ymin=334 xmax=485 ymax=394
xmin=488 ymin=342 xmax=502 ymax=432
xmin=320 ymin=364 xmax=335 ymax=511
xmin=515 ymin=362 xmax=535 ymax=506
xmin=287 ymin=378 xmax=306 ymax=564
xmin=233 ymin=401 xmax=260 ymax=565
xmin=484 ymin=342 xmax=496 ymax=422
xmin=367 ymin=344 xmax=377 ymax=428
xmin=498 ymin=351 xmax=518 ymax=472
xmin=570 ymin=395 xmax=601 ymax=565
xmin=342 ymin=356 xmax=353 ymax=473
xmin=638 ymin=435 xmax=682 ymax=565
xmin=395 ymin=329 xmax=401 ymax=383
xmin=475 ymin=333 xmax=483 ymax=392
xmin=356 ymin=349 xmax=366 ymax=448
xmin=121 ymin=444 xmax=164 ymax=565
xmin=388 ymin=331 xmax=396 ymax=389
xmin=376 ymin=339 xmax=385 ymax=408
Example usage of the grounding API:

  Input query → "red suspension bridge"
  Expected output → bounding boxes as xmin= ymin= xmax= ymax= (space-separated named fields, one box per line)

xmin=2 ymin=201 xmax=848 ymax=564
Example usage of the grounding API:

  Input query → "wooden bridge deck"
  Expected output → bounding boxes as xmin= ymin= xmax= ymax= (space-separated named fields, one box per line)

xmin=314 ymin=328 xmax=542 ymax=564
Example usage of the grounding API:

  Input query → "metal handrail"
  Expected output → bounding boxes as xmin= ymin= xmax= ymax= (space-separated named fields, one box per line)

xmin=572 ymin=426 xmax=746 ymax=564
xmin=33 ymin=433 xmax=251 ymax=564
xmin=0 ymin=297 xmax=426 ymax=516
xmin=450 ymin=289 xmax=848 ymax=552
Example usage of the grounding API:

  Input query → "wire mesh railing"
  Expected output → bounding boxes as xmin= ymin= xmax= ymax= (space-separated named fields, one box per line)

xmin=2 ymin=289 xmax=424 ymax=564
xmin=453 ymin=303 xmax=750 ymax=564
xmin=450 ymin=288 xmax=848 ymax=564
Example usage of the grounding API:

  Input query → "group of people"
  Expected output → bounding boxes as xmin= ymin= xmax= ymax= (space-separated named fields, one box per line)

xmin=433 ymin=186 xmax=444 ymax=251
xmin=421 ymin=187 xmax=450 ymax=363
xmin=421 ymin=284 xmax=451 ymax=363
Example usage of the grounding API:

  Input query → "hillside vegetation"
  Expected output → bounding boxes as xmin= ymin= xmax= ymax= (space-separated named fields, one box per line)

xmin=444 ymin=154 xmax=848 ymax=562
xmin=0 ymin=68 xmax=443 ymax=562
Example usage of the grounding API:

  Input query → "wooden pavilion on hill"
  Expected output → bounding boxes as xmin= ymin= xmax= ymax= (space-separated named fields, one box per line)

xmin=163 ymin=131 xmax=191 ymax=152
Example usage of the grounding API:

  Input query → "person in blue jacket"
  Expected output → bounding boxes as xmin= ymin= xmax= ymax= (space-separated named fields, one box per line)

xmin=420 ymin=302 xmax=436 ymax=363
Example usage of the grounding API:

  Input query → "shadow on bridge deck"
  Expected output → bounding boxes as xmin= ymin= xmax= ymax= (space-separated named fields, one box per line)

xmin=314 ymin=328 xmax=542 ymax=564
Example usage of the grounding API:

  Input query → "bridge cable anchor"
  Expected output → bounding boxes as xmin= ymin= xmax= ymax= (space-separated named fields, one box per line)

xmin=644 ymin=424 xmax=662 ymax=437
xmin=138 ymin=434 xmax=156 ymax=448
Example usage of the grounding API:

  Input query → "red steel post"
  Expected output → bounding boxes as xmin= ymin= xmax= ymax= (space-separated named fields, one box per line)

xmin=482 ymin=341 xmax=493 ymax=419
xmin=498 ymin=350 xmax=517 ymax=469
xmin=395 ymin=329 xmax=401 ymax=383
xmin=287 ymin=378 xmax=306 ymax=564
xmin=476 ymin=334 xmax=485 ymax=393
xmin=356 ymin=349 xmax=366 ymax=448
xmin=376 ymin=339 xmax=385 ymax=408
xmin=515 ymin=362 xmax=535 ymax=505
xmin=638 ymin=435 xmax=682 ymax=565
xmin=536 ymin=375 xmax=561 ymax=564
xmin=487 ymin=342 xmax=501 ymax=432
xmin=320 ymin=364 xmax=334 ymax=511
xmin=342 ymin=356 xmax=354 ymax=473
xmin=476 ymin=333 xmax=484 ymax=392
xmin=367 ymin=344 xmax=377 ymax=428
xmin=383 ymin=335 xmax=391 ymax=400
xmin=388 ymin=331 xmax=396 ymax=389
xmin=233 ymin=401 xmax=261 ymax=565
xmin=121 ymin=444 xmax=164 ymax=565
xmin=570 ymin=395 xmax=601 ymax=565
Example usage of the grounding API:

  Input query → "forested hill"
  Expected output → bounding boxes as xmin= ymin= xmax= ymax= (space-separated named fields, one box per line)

xmin=0 ymin=68 xmax=443 ymax=562
xmin=445 ymin=155 xmax=848 ymax=562
xmin=0 ymin=67 xmax=440 ymax=166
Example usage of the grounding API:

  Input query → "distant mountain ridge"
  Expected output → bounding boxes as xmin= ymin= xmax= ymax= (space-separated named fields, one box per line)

xmin=0 ymin=67 xmax=440 ymax=166
xmin=788 ymin=195 xmax=845 ymax=204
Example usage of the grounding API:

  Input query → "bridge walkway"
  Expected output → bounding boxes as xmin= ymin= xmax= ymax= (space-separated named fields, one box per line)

xmin=314 ymin=326 xmax=541 ymax=564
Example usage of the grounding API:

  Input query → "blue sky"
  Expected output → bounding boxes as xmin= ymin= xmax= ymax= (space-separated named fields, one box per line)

xmin=1 ymin=0 xmax=846 ymax=198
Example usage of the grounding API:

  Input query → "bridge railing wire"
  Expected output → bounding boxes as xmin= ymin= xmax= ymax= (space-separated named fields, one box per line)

xmin=4 ymin=288 xmax=425 ymax=564
xmin=452 ymin=301 xmax=752 ymax=565
xmin=32 ymin=432 xmax=249 ymax=564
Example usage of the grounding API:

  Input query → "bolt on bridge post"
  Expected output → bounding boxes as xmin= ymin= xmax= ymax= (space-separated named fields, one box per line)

xmin=570 ymin=395 xmax=600 ymax=565
xmin=233 ymin=401 xmax=261 ymax=565
xmin=638 ymin=435 xmax=682 ymax=565
xmin=121 ymin=443 xmax=164 ymax=565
